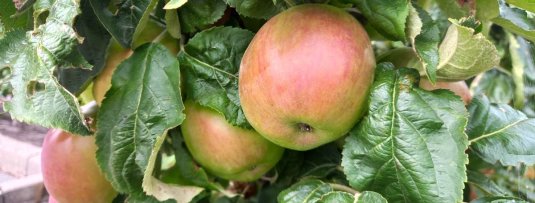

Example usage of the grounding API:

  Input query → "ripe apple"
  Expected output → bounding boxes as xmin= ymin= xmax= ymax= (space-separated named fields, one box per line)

xmin=377 ymin=47 xmax=472 ymax=105
xmin=48 ymin=196 xmax=58 ymax=203
xmin=181 ymin=100 xmax=284 ymax=181
xmin=41 ymin=129 xmax=117 ymax=203
xmin=93 ymin=20 xmax=179 ymax=105
xmin=239 ymin=4 xmax=375 ymax=151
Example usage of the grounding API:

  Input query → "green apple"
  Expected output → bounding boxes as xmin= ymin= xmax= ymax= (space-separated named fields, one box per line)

xmin=92 ymin=40 xmax=132 ymax=105
xmin=181 ymin=100 xmax=284 ymax=182
xmin=41 ymin=130 xmax=117 ymax=203
xmin=239 ymin=4 xmax=375 ymax=151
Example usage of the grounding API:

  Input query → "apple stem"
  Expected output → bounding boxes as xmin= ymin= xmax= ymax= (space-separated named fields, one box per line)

xmin=81 ymin=100 xmax=97 ymax=117
xmin=329 ymin=183 xmax=359 ymax=195
xmin=260 ymin=171 xmax=279 ymax=184
xmin=214 ymin=184 xmax=239 ymax=198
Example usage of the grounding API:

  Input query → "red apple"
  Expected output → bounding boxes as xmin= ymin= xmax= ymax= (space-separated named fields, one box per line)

xmin=239 ymin=4 xmax=375 ymax=151
xmin=48 ymin=196 xmax=58 ymax=203
xmin=41 ymin=130 xmax=117 ymax=203
xmin=181 ymin=101 xmax=284 ymax=181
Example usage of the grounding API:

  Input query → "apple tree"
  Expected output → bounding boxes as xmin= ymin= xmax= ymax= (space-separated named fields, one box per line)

xmin=0 ymin=0 xmax=534 ymax=202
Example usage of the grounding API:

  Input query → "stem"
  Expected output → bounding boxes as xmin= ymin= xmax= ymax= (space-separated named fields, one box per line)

xmin=336 ymin=165 xmax=346 ymax=175
xmin=212 ymin=183 xmax=238 ymax=198
xmin=179 ymin=34 xmax=186 ymax=52
xmin=329 ymin=183 xmax=359 ymax=195
xmin=153 ymin=29 xmax=168 ymax=44
xmin=80 ymin=101 xmax=98 ymax=117
xmin=284 ymin=0 xmax=296 ymax=7
xmin=260 ymin=170 xmax=279 ymax=184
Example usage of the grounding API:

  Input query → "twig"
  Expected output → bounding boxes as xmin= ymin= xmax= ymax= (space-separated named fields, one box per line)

xmin=329 ymin=183 xmax=359 ymax=195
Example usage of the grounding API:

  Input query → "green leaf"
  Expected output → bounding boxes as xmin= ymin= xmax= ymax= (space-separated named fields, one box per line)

xmin=466 ymin=95 xmax=535 ymax=166
xmin=435 ymin=0 xmax=469 ymax=19
xmin=470 ymin=196 xmax=528 ymax=203
xmin=224 ymin=0 xmax=284 ymax=19
xmin=506 ymin=34 xmax=535 ymax=117
xmin=356 ymin=191 xmax=388 ymax=203
xmin=277 ymin=179 xmax=333 ymax=203
xmin=436 ymin=19 xmax=500 ymax=81
xmin=467 ymin=170 xmax=513 ymax=198
xmin=165 ymin=9 xmax=181 ymax=39
xmin=95 ymin=43 xmax=202 ymax=202
xmin=164 ymin=0 xmax=188 ymax=9
xmin=507 ymin=0 xmax=535 ymax=13
xmin=254 ymin=151 xmax=304 ymax=202
xmin=0 ymin=0 xmax=31 ymax=31
xmin=492 ymin=168 xmax=535 ymax=202
xmin=406 ymin=3 xmax=440 ymax=83
xmin=0 ymin=0 xmax=90 ymax=135
xmin=256 ymin=143 xmax=346 ymax=202
xmin=178 ymin=0 xmax=227 ymax=33
xmin=513 ymin=36 xmax=535 ymax=117
xmin=493 ymin=1 xmax=535 ymax=43
xmin=353 ymin=0 xmax=409 ymax=41
xmin=299 ymin=144 xmax=342 ymax=179
xmin=341 ymin=63 xmax=468 ymax=202
xmin=470 ymin=69 xmax=514 ymax=104
xmin=57 ymin=0 xmax=111 ymax=95
xmin=458 ymin=16 xmax=483 ymax=34
xmin=476 ymin=0 xmax=499 ymax=21
xmin=178 ymin=26 xmax=254 ymax=128
xmin=508 ymin=33 xmax=526 ymax=109
xmin=0 ymin=19 xmax=4 ymax=39
xmin=477 ymin=0 xmax=535 ymax=42
xmin=89 ymin=0 xmax=158 ymax=48
xmin=126 ymin=193 xmax=175 ymax=203
xmin=318 ymin=191 xmax=354 ymax=203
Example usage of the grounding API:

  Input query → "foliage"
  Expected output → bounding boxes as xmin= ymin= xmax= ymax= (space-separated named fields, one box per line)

xmin=1 ymin=0 xmax=534 ymax=202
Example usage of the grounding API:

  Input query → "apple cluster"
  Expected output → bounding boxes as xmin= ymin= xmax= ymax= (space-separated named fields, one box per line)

xmin=181 ymin=4 xmax=376 ymax=182
xmin=40 ymin=4 xmax=472 ymax=203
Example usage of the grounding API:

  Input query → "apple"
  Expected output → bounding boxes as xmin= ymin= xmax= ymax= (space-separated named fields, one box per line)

xmin=239 ymin=4 xmax=375 ymax=151
xmin=527 ymin=166 xmax=535 ymax=179
xmin=93 ymin=20 xmax=179 ymax=105
xmin=92 ymin=40 xmax=132 ymax=105
xmin=48 ymin=196 xmax=58 ymax=203
xmin=377 ymin=47 xmax=472 ymax=105
xmin=181 ymin=100 xmax=284 ymax=181
xmin=41 ymin=129 xmax=117 ymax=203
